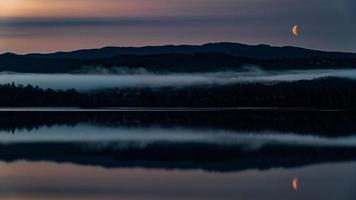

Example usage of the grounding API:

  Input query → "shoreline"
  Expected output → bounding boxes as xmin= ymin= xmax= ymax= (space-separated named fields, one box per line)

xmin=0 ymin=107 xmax=350 ymax=112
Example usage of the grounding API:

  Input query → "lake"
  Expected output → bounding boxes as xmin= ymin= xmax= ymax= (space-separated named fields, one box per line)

xmin=0 ymin=110 xmax=355 ymax=200
xmin=0 ymin=161 xmax=354 ymax=200
xmin=2 ymin=69 xmax=356 ymax=90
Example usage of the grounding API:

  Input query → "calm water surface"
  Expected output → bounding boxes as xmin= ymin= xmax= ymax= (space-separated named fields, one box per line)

xmin=0 ymin=161 xmax=354 ymax=200
xmin=0 ymin=111 xmax=354 ymax=200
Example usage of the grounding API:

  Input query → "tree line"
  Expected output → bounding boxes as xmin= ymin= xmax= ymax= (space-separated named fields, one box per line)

xmin=1 ymin=77 xmax=356 ymax=108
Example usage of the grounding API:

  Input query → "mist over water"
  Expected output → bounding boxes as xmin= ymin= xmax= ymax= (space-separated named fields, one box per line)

xmin=1 ymin=68 xmax=356 ymax=90
xmin=1 ymin=124 xmax=356 ymax=150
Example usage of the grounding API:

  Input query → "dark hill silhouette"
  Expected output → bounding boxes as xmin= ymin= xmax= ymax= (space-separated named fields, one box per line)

xmin=26 ymin=42 xmax=356 ymax=60
xmin=1 ymin=43 xmax=356 ymax=73
xmin=0 ymin=53 xmax=79 ymax=73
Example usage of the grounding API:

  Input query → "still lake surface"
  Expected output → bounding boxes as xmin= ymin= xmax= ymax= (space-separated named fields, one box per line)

xmin=0 ymin=110 xmax=355 ymax=200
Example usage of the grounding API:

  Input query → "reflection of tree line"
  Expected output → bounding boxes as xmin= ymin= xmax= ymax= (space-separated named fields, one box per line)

xmin=1 ymin=110 xmax=356 ymax=136
xmin=2 ymin=77 xmax=356 ymax=108
xmin=0 ymin=142 xmax=355 ymax=172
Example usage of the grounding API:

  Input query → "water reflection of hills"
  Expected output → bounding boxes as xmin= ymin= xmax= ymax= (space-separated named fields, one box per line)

xmin=1 ymin=110 xmax=356 ymax=136
xmin=1 ymin=142 xmax=356 ymax=172
xmin=0 ymin=110 xmax=356 ymax=172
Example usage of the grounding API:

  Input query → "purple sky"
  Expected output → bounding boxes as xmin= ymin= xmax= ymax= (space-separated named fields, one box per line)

xmin=0 ymin=0 xmax=355 ymax=53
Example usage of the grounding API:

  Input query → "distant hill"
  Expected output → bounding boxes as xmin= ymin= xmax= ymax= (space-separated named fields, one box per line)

xmin=0 ymin=53 xmax=80 ymax=73
xmin=1 ymin=43 xmax=356 ymax=73
xmin=26 ymin=42 xmax=356 ymax=60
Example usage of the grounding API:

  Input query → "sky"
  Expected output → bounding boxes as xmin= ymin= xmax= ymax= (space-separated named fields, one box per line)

xmin=0 ymin=0 xmax=355 ymax=53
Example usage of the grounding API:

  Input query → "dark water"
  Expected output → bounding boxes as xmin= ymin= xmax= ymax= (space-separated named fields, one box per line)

xmin=0 ymin=110 xmax=355 ymax=200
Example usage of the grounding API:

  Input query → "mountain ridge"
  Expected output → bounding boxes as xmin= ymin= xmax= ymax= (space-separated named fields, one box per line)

xmin=20 ymin=42 xmax=356 ymax=60
xmin=1 ymin=42 xmax=356 ymax=73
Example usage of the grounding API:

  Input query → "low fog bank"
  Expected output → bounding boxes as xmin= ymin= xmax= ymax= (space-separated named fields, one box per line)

xmin=1 ymin=67 xmax=356 ymax=90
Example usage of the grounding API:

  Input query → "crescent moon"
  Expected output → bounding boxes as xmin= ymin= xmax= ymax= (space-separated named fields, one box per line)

xmin=292 ymin=25 xmax=299 ymax=36
xmin=292 ymin=177 xmax=298 ymax=191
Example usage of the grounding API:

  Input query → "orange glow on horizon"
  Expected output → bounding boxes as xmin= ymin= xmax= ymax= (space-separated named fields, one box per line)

xmin=0 ymin=0 xmax=136 ymax=18
xmin=0 ymin=0 xmax=189 ymax=18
